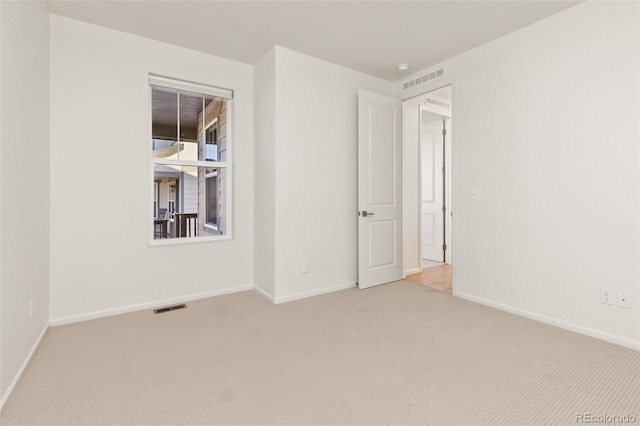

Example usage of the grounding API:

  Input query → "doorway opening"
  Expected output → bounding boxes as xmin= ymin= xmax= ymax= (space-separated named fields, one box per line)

xmin=403 ymin=85 xmax=453 ymax=294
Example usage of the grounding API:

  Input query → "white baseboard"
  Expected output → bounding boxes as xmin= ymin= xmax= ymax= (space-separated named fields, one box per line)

xmin=50 ymin=285 xmax=253 ymax=326
xmin=274 ymin=282 xmax=357 ymax=304
xmin=456 ymin=291 xmax=640 ymax=351
xmin=0 ymin=323 xmax=49 ymax=413
xmin=405 ymin=268 xmax=421 ymax=276
xmin=253 ymin=285 xmax=275 ymax=303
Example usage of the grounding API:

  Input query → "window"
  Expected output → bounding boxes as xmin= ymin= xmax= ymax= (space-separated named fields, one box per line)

xmin=167 ymin=180 xmax=177 ymax=214
xmin=205 ymin=169 xmax=218 ymax=227
xmin=150 ymin=74 xmax=232 ymax=242
xmin=153 ymin=181 xmax=159 ymax=219
xmin=204 ymin=120 xmax=219 ymax=229
xmin=205 ymin=120 xmax=218 ymax=162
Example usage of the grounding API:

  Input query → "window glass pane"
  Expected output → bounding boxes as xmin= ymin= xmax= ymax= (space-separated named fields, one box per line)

xmin=153 ymin=181 xmax=159 ymax=219
xmin=203 ymin=95 xmax=219 ymax=162
xmin=177 ymin=91 xmax=203 ymax=161
xmin=203 ymin=167 xmax=226 ymax=236
xmin=151 ymin=87 xmax=178 ymax=158
xmin=206 ymin=174 xmax=217 ymax=225
xmin=217 ymin=99 xmax=228 ymax=163
xmin=153 ymin=165 xmax=226 ymax=239
xmin=205 ymin=122 xmax=218 ymax=162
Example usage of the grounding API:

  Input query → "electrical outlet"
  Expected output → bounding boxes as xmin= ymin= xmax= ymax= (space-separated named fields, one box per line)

xmin=471 ymin=189 xmax=480 ymax=200
xmin=617 ymin=291 xmax=631 ymax=308
xmin=600 ymin=288 xmax=615 ymax=306
xmin=29 ymin=298 xmax=34 ymax=319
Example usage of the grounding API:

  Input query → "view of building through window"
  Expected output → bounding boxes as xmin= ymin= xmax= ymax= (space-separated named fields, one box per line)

xmin=150 ymin=78 xmax=231 ymax=241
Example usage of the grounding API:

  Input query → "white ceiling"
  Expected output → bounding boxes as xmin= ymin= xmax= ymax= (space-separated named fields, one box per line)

xmin=46 ymin=1 xmax=581 ymax=82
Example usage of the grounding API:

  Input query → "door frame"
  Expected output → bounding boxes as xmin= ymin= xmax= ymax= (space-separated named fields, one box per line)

xmin=418 ymin=107 xmax=448 ymax=265
xmin=401 ymin=84 xmax=454 ymax=293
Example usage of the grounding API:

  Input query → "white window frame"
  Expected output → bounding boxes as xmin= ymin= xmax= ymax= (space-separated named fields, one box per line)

xmin=149 ymin=74 xmax=233 ymax=246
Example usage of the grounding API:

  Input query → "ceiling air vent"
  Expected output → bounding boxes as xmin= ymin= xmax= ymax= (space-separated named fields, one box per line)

xmin=425 ymin=97 xmax=450 ymax=109
xmin=403 ymin=67 xmax=445 ymax=91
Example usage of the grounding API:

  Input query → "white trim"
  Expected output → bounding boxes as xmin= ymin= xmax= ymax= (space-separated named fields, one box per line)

xmin=149 ymin=234 xmax=232 ymax=247
xmin=205 ymin=117 xmax=218 ymax=131
xmin=421 ymin=100 xmax=451 ymax=118
xmin=149 ymin=74 xmax=232 ymax=99
xmin=0 ymin=323 xmax=49 ymax=414
xmin=253 ymin=286 xmax=276 ymax=304
xmin=418 ymin=104 xmax=423 ymax=270
xmin=401 ymin=101 xmax=406 ymax=280
xmin=153 ymin=158 xmax=228 ymax=168
xmin=49 ymin=285 xmax=252 ymax=326
xmin=203 ymin=223 xmax=218 ymax=232
xmin=274 ymin=282 xmax=357 ymax=304
xmin=456 ymin=291 xmax=640 ymax=351
xmin=405 ymin=268 xmax=421 ymax=276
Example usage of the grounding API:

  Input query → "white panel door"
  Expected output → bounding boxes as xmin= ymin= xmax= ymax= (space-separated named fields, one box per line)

xmin=421 ymin=114 xmax=444 ymax=262
xmin=358 ymin=90 xmax=403 ymax=289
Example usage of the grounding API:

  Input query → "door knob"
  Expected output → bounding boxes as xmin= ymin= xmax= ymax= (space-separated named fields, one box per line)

xmin=360 ymin=211 xmax=375 ymax=217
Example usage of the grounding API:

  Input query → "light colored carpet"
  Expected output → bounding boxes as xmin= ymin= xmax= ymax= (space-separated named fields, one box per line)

xmin=2 ymin=281 xmax=639 ymax=425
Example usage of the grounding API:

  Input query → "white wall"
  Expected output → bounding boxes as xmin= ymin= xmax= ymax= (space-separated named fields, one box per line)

xmin=0 ymin=0 xmax=50 ymax=399
xmin=253 ymin=47 xmax=277 ymax=300
xmin=272 ymin=47 xmax=399 ymax=302
xmin=402 ymin=1 xmax=640 ymax=348
xmin=49 ymin=16 xmax=254 ymax=323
